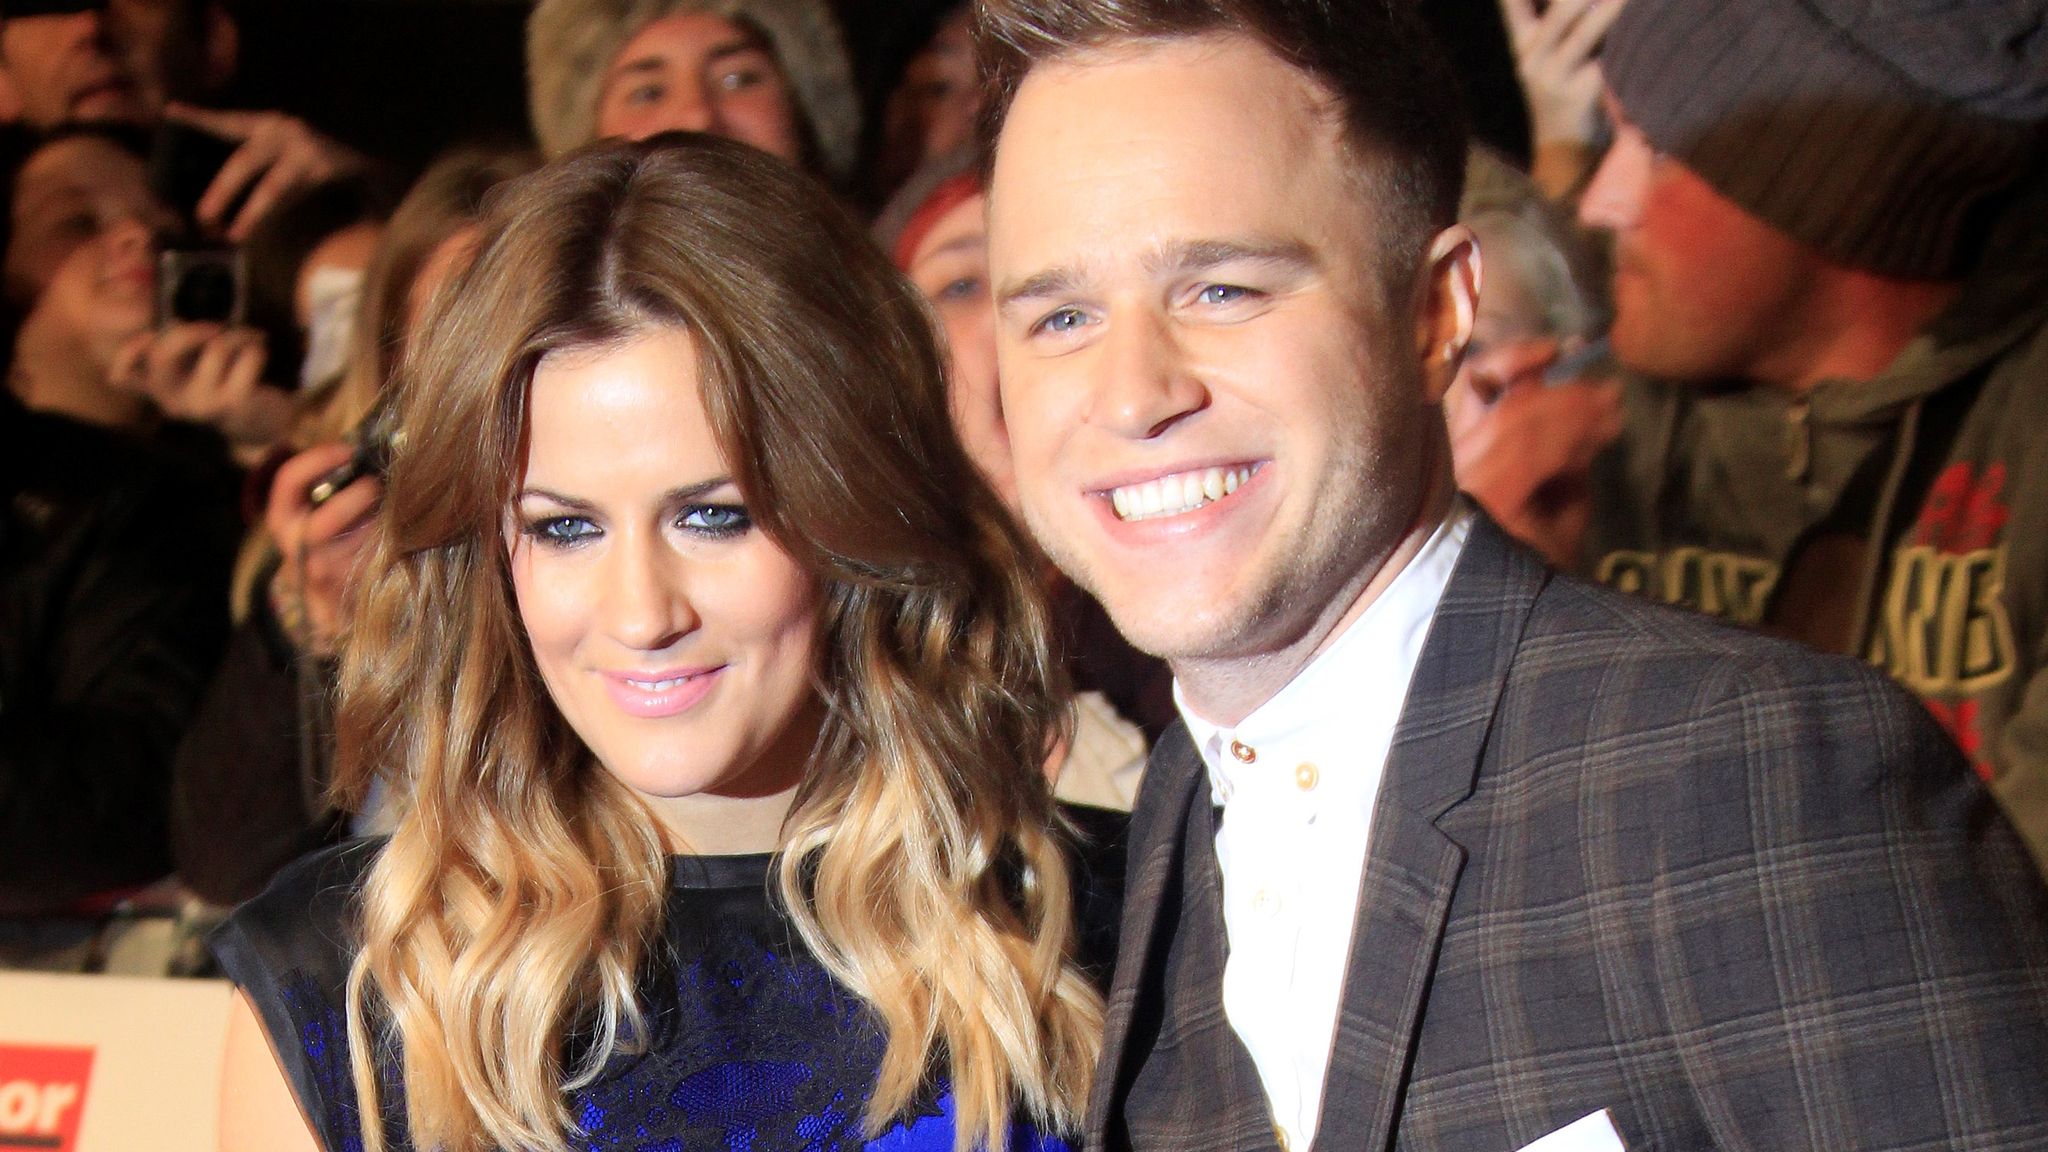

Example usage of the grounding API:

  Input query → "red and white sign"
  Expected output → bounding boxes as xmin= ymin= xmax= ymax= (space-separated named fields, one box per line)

xmin=0 ymin=1045 xmax=93 ymax=1152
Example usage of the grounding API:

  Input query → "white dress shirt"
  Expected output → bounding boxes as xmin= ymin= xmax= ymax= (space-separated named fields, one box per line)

xmin=1177 ymin=504 xmax=1470 ymax=1151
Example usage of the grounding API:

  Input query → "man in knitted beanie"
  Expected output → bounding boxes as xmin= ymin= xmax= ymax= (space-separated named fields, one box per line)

xmin=1551 ymin=0 xmax=2048 ymax=873
xmin=525 ymin=0 xmax=858 ymax=184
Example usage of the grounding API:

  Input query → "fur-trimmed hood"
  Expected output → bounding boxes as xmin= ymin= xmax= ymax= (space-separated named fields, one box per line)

xmin=526 ymin=0 xmax=858 ymax=179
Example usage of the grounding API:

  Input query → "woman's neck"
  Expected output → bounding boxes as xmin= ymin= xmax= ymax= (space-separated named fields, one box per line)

xmin=8 ymin=316 xmax=148 ymax=431
xmin=651 ymin=784 xmax=800 ymax=856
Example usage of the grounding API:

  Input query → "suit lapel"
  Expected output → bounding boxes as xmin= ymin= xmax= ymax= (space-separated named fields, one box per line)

xmin=1085 ymin=722 xmax=1210 ymax=1141
xmin=1312 ymin=515 xmax=1549 ymax=1151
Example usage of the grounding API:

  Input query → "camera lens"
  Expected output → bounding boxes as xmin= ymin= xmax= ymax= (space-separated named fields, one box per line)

xmin=172 ymin=261 xmax=239 ymax=323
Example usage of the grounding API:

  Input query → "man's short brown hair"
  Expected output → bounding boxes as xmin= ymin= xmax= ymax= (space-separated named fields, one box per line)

xmin=974 ymin=0 xmax=1467 ymax=270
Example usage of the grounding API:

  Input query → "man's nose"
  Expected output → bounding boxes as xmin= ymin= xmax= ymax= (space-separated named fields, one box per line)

xmin=665 ymin=77 xmax=719 ymax=135
xmin=1578 ymin=130 xmax=1650 ymax=234
xmin=1085 ymin=310 xmax=1207 ymax=440
xmin=104 ymin=213 xmax=155 ymax=260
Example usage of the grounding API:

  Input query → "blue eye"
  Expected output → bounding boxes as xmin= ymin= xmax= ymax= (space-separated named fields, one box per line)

xmin=1196 ymin=284 xmax=1252 ymax=306
xmin=681 ymin=504 xmax=751 ymax=537
xmin=525 ymin=516 xmax=599 ymax=547
xmin=715 ymin=66 xmax=767 ymax=92
xmin=936 ymin=275 xmax=984 ymax=302
xmin=1033 ymin=307 xmax=1090 ymax=337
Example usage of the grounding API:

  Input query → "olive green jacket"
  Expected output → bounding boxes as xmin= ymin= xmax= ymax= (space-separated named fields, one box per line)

xmin=1587 ymin=259 xmax=2048 ymax=874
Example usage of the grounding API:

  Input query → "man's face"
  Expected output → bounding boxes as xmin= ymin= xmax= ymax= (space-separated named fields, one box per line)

xmin=0 ymin=12 xmax=148 ymax=127
xmin=988 ymin=34 xmax=1455 ymax=689
xmin=594 ymin=12 xmax=801 ymax=164
xmin=1578 ymin=98 xmax=1822 ymax=385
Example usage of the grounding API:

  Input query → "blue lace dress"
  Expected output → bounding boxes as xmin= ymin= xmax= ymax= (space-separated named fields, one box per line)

xmin=211 ymin=829 xmax=1122 ymax=1152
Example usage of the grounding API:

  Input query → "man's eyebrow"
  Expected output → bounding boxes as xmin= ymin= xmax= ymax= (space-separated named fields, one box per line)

xmin=1144 ymin=238 xmax=1315 ymax=278
xmin=995 ymin=265 xmax=1083 ymax=313
xmin=704 ymin=35 xmax=772 ymax=65
xmin=612 ymin=33 xmax=768 ymax=78
xmin=995 ymin=239 xmax=1314 ymax=313
xmin=610 ymin=56 xmax=667 ymax=78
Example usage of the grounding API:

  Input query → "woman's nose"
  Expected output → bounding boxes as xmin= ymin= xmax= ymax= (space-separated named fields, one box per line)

xmin=600 ymin=534 xmax=699 ymax=651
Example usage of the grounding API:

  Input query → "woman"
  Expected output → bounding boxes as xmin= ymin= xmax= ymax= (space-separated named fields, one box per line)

xmin=213 ymin=135 xmax=1102 ymax=1152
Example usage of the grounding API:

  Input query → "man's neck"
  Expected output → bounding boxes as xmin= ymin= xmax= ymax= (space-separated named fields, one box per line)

xmin=1175 ymin=454 xmax=1456 ymax=726
xmin=1762 ymin=269 xmax=1961 ymax=394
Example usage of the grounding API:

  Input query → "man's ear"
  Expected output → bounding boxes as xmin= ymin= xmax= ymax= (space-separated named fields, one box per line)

xmin=1413 ymin=223 xmax=1480 ymax=405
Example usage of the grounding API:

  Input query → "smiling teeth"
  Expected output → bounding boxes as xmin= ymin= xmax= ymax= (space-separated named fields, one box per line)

xmin=1109 ymin=466 xmax=1255 ymax=522
xmin=625 ymin=676 xmax=694 ymax=692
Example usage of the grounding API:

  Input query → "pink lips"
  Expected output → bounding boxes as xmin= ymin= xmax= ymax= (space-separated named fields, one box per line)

xmin=600 ymin=665 xmax=725 ymax=719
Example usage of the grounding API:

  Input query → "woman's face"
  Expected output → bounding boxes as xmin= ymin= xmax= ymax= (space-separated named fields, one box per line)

xmin=594 ymin=12 xmax=802 ymax=164
xmin=5 ymin=136 xmax=172 ymax=348
xmin=509 ymin=327 xmax=822 ymax=826
xmin=905 ymin=190 xmax=1014 ymax=507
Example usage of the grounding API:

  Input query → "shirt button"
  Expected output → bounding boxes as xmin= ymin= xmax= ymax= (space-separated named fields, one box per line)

xmin=1294 ymin=762 xmax=1319 ymax=791
xmin=1230 ymin=739 xmax=1257 ymax=764
xmin=1252 ymin=889 xmax=1283 ymax=918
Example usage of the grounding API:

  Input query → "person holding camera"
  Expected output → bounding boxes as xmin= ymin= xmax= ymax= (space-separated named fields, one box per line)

xmin=3 ymin=125 xmax=294 ymax=463
xmin=1 ymin=0 xmax=364 ymax=244
xmin=0 ymin=123 xmax=247 ymax=967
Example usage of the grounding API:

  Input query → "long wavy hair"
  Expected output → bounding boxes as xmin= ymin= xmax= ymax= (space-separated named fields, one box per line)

xmin=231 ymin=146 xmax=539 ymax=622
xmin=332 ymin=133 xmax=1101 ymax=1152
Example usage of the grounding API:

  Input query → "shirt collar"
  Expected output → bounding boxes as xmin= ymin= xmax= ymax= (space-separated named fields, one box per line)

xmin=1177 ymin=502 xmax=1473 ymax=802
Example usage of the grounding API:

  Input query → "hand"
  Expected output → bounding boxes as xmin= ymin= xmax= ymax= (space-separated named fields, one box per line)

xmin=164 ymin=102 xmax=363 ymax=243
xmin=265 ymin=442 xmax=383 ymax=657
xmin=1498 ymin=0 xmax=1626 ymax=197
xmin=1448 ymin=337 xmax=1622 ymax=570
xmin=110 ymin=321 xmax=294 ymax=461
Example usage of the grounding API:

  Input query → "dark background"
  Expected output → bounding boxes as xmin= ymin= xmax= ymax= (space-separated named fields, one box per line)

xmin=230 ymin=0 xmax=1531 ymax=182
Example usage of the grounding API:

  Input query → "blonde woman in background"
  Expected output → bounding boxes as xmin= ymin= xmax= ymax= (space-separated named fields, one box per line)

xmin=171 ymin=147 xmax=539 ymax=909
xmin=212 ymin=134 xmax=1105 ymax=1152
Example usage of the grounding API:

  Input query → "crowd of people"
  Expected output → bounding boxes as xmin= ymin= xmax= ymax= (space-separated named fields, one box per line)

xmin=2 ymin=0 xmax=2046 ymax=1148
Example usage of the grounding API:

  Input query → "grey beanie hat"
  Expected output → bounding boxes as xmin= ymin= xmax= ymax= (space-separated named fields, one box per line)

xmin=526 ymin=0 xmax=860 ymax=180
xmin=1604 ymin=0 xmax=2048 ymax=277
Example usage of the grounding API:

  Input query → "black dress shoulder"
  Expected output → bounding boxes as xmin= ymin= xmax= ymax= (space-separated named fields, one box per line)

xmin=211 ymin=820 xmax=1126 ymax=1152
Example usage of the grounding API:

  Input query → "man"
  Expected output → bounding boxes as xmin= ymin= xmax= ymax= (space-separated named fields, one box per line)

xmin=977 ymin=0 xmax=2048 ymax=1148
xmin=0 ymin=0 xmax=150 ymax=124
xmin=1 ymin=0 xmax=360 ymax=242
xmin=525 ymin=0 xmax=859 ymax=185
xmin=1564 ymin=0 xmax=2048 ymax=872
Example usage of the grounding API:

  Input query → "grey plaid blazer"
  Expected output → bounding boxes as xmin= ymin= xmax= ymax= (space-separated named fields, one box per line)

xmin=1086 ymin=515 xmax=2048 ymax=1151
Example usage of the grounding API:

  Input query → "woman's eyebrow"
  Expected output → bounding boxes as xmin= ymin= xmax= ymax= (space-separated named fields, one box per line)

xmin=516 ymin=476 xmax=735 ymax=509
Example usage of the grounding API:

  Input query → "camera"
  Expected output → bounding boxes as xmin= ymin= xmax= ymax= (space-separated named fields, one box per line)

xmin=157 ymin=248 xmax=246 ymax=326
xmin=307 ymin=393 xmax=403 ymax=507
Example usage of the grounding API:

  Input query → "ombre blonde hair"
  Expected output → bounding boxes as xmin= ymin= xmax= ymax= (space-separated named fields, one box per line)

xmin=331 ymin=134 xmax=1102 ymax=1152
